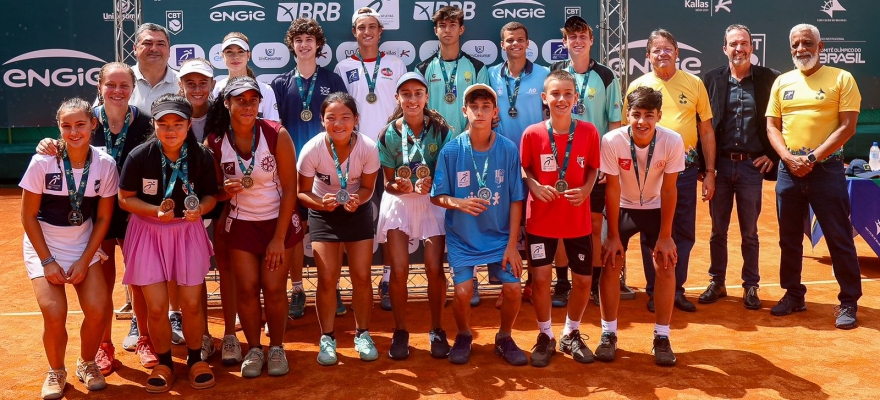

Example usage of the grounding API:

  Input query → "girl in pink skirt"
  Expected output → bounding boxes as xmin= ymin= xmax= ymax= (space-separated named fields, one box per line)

xmin=118 ymin=94 xmax=218 ymax=393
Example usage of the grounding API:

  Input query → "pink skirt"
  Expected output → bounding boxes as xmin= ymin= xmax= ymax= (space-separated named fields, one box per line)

xmin=122 ymin=214 xmax=214 ymax=287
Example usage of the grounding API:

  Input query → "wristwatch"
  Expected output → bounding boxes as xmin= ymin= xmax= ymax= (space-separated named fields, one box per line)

xmin=806 ymin=152 xmax=818 ymax=164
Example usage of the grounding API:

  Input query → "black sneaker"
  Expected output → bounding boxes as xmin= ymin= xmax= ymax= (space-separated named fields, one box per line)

xmin=551 ymin=282 xmax=571 ymax=308
xmin=559 ymin=329 xmax=594 ymax=364
xmin=770 ymin=296 xmax=806 ymax=316
xmin=652 ymin=335 xmax=677 ymax=366
xmin=429 ymin=328 xmax=450 ymax=358
xmin=594 ymin=332 xmax=618 ymax=362
xmin=590 ymin=290 xmax=600 ymax=306
xmin=529 ymin=333 xmax=556 ymax=367
xmin=834 ymin=305 xmax=858 ymax=330
xmin=388 ymin=329 xmax=410 ymax=360
xmin=448 ymin=334 xmax=472 ymax=365
xmin=494 ymin=336 xmax=528 ymax=366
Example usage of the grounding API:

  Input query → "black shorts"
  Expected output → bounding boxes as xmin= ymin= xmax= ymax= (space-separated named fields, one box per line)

xmin=105 ymin=204 xmax=129 ymax=240
xmin=308 ymin=202 xmax=374 ymax=243
xmin=590 ymin=179 xmax=606 ymax=214
xmin=526 ymin=233 xmax=593 ymax=276
xmin=618 ymin=208 xmax=661 ymax=251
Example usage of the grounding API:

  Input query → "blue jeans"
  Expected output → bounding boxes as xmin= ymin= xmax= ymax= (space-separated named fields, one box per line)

xmin=643 ymin=165 xmax=698 ymax=297
xmin=776 ymin=160 xmax=861 ymax=306
xmin=708 ymin=157 xmax=764 ymax=288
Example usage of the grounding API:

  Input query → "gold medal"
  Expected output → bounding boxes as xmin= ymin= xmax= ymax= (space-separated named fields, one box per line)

xmin=444 ymin=92 xmax=456 ymax=104
xmin=415 ymin=164 xmax=431 ymax=179
xmin=397 ymin=165 xmax=412 ymax=179
xmin=301 ymin=109 xmax=313 ymax=121
xmin=160 ymin=198 xmax=175 ymax=213
xmin=67 ymin=210 xmax=84 ymax=226
xmin=366 ymin=93 xmax=378 ymax=104
xmin=555 ymin=180 xmax=569 ymax=193
xmin=241 ymin=175 xmax=254 ymax=189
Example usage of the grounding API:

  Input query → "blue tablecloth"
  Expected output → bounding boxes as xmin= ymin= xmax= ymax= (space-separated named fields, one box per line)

xmin=808 ymin=177 xmax=880 ymax=257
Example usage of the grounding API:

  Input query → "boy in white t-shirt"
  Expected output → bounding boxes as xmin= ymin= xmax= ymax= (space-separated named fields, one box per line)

xmin=598 ymin=86 xmax=684 ymax=366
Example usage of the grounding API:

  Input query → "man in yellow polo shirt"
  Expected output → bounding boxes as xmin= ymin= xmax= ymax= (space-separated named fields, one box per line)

xmin=766 ymin=23 xmax=862 ymax=329
xmin=623 ymin=29 xmax=716 ymax=314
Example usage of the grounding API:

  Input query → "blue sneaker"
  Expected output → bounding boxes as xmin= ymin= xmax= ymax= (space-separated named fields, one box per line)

xmin=470 ymin=278 xmax=480 ymax=307
xmin=354 ymin=331 xmax=379 ymax=361
xmin=835 ymin=305 xmax=858 ymax=329
xmin=317 ymin=335 xmax=337 ymax=366
xmin=288 ymin=289 xmax=306 ymax=319
xmin=494 ymin=336 xmax=527 ymax=366
xmin=379 ymin=281 xmax=392 ymax=311
xmin=448 ymin=334 xmax=473 ymax=365
xmin=335 ymin=289 xmax=347 ymax=316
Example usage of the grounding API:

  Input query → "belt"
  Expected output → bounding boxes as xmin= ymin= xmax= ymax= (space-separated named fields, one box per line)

xmin=721 ymin=151 xmax=763 ymax=161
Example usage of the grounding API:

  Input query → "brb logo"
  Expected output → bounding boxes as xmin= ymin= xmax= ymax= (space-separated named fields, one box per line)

xmin=209 ymin=1 xmax=266 ymax=22
xmin=413 ymin=2 xmax=476 ymax=20
xmin=277 ymin=2 xmax=341 ymax=22
xmin=3 ymin=49 xmax=105 ymax=88
xmin=492 ymin=0 xmax=545 ymax=19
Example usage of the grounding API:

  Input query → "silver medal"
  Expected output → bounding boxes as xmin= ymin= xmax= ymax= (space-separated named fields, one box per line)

xmin=336 ymin=189 xmax=350 ymax=204
xmin=366 ymin=92 xmax=378 ymax=104
xmin=444 ymin=92 xmax=456 ymax=104
xmin=555 ymin=180 xmax=569 ymax=193
xmin=575 ymin=103 xmax=586 ymax=115
xmin=477 ymin=187 xmax=492 ymax=201
xmin=184 ymin=194 xmax=200 ymax=211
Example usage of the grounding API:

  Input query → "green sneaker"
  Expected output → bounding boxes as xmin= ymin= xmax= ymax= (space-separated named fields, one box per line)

xmin=354 ymin=331 xmax=379 ymax=361
xmin=317 ymin=335 xmax=338 ymax=366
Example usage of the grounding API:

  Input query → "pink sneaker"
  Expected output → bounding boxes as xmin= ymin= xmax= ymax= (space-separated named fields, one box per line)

xmin=136 ymin=336 xmax=159 ymax=368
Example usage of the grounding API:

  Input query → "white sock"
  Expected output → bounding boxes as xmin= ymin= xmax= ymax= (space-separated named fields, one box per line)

xmin=601 ymin=319 xmax=617 ymax=334
xmin=654 ymin=324 xmax=670 ymax=338
xmin=382 ymin=266 xmax=390 ymax=282
xmin=562 ymin=316 xmax=581 ymax=336
xmin=537 ymin=320 xmax=554 ymax=339
xmin=293 ymin=281 xmax=303 ymax=292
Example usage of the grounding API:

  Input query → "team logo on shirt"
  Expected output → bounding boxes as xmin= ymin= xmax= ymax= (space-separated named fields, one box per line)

xmin=45 ymin=173 xmax=62 ymax=191
xmin=587 ymin=87 xmax=597 ymax=100
xmin=457 ymin=171 xmax=470 ymax=187
xmin=346 ymin=69 xmax=360 ymax=83
xmin=381 ymin=67 xmax=393 ymax=77
xmin=530 ymin=243 xmax=546 ymax=260
xmin=429 ymin=73 xmax=441 ymax=83
xmin=222 ymin=162 xmax=236 ymax=176
xmin=815 ymin=88 xmax=826 ymax=100
xmin=316 ymin=172 xmax=331 ymax=185
xmin=495 ymin=168 xmax=504 ymax=184
xmin=463 ymin=71 xmax=473 ymax=84
xmin=143 ymin=179 xmax=158 ymax=195
xmin=654 ymin=160 xmax=667 ymax=169
xmin=94 ymin=179 xmax=101 ymax=193
xmin=429 ymin=143 xmax=439 ymax=155
xmin=577 ymin=156 xmax=585 ymax=168
xmin=678 ymin=93 xmax=689 ymax=104
xmin=260 ymin=155 xmax=276 ymax=172
xmin=618 ymin=158 xmax=632 ymax=171
xmin=783 ymin=90 xmax=795 ymax=100
xmin=320 ymin=86 xmax=330 ymax=95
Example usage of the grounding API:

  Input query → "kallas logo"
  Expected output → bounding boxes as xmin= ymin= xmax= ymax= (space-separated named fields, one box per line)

xmin=3 ymin=49 xmax=105 ymax=88
xmin=210 ymin=1 xmax=266 ymax=22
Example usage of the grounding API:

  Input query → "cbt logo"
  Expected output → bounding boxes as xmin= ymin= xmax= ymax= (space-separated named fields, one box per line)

xmin=607 ymin=39 xmax=703 ymax=76
xmin=564 ymin=6 xmax=580 ymax=18
xmin=166 ymin=11 xmax=183 ymax=35
xmin=541 ymin=40 xmax=568 ymax=64
xmin=750 ymin=33 xmax=766 ymax=66
xmin=168 ymin=45 xmax=206 ymax=70
xmin=210 ymin=1 xmax=266 ymax=22
xmin=354 ymin=0 xmax=400 ymax=30
xmin=3 ymin=49 xmax=105 ymax=88
xmin=492 ymin=0 xmax=545 ymax=19
xmin=413 ymin=2 xmax=476 ymax=20
xmin=277 ymin=2 xmax=341 ymax=22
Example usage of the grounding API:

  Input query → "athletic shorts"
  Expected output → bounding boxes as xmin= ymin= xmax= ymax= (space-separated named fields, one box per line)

xmin=308 ymin=202 xmax=374 ymax=243
xmin=222 ymin=217 xmax=304 ymax=255
xmin=450 ymin=262 xmax=520 ymax=286
xmin=526 ymin=233 xmax=593 ymax=276
xmin=618 ymin=208 xmax=661 ymax=251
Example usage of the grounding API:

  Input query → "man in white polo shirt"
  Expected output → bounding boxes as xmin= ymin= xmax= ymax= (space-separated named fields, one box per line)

xmin=129 ymin=23 xmax=179 ymax=116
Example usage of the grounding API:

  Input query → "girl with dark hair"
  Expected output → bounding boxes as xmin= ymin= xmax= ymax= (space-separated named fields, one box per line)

xmin=21 ymin=98 xmax=117 ymax=398
xmin=206 ymin=76 xmax=301 ymax=378
xmin=376 ymin=73 xmax=453 ymax=360
xmin=297 ymin=92 xmax=380 ymax=365
xmin=211 ymin=32 xmax=279 ymax=121
xmin=118 ymin=94 xmax=218 ymax=393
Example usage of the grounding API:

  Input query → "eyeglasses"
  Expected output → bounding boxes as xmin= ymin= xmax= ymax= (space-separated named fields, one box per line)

xmin=651 ymin=48 xmax=676 ymax=55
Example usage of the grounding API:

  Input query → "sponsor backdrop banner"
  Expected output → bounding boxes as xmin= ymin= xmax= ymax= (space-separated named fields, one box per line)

xmin=2 ymin=0 xmax=878 ymax=126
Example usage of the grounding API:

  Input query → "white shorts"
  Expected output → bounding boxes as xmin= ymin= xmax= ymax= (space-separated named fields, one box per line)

xmin=376 ymin=191 xmax=445 ymax=243
xmin=23 ymin=220 xmax=107 ymax=280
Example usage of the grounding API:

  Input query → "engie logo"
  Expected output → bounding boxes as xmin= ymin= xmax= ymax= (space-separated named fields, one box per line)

xmin=608 ymin=39 xmax=704 ymax=76
xmin=168 ymin=45 xmax=206 ymax=70
xmin=277 ymin=2 xmax=341 ymax=22
xmin=253 ymin=43 xmax=290 ymax=69
xmin=354 ymin=0 xmax=400 ymax=30
xmin=210 ymin=1 xmax=266 ymax=22
xmin=541 ymin=40 xmax=569 ymax=64
xmin=2 ymin=49 xmax=105 ymax=88
xmin=462 ymin=40 xmax=498 ymax=65
xmin=379 ymin=41 xmax=417 ymax=66
xmin=413 ymin=2 xmax=476 ymax=20
xmin=492 ymin=0 xmax=545 ymax=19
xmin=166 ymin=11 xmax=184 ymax=35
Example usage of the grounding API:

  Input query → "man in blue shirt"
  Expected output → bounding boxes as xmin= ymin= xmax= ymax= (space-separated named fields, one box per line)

xmin=432 ymin=84 xmax=526 ymax=366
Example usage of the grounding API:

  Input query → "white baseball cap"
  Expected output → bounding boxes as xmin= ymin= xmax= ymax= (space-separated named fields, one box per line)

xmin=177 ymin=60 xmax=213 ymax=78
xmin=221 ymin=37 xmax=250 ymax=52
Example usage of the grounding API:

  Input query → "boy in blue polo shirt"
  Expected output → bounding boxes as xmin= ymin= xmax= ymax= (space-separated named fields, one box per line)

xmin=431 ymin=84 xmax=526 ymax=366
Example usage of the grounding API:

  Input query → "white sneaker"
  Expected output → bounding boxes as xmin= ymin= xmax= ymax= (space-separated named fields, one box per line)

xmin=122 ymin=317 xmax=139 ymax=351
xmin=200 ymin=334 xmax=215 ymax=361
xmin=267 ymin=345 xmax=289 ymax=376
xmin=241 ymin=347 xmax=265 ymax=378
xmin=41 ymin=369 xmax=66 ymax=399
xmin=75 ymin=358 xmax=106 ymax=391
xmin=169 ymin=312 xmax=185 ymax=345
xmin=221 ymin=335 xmax=242 ymax=366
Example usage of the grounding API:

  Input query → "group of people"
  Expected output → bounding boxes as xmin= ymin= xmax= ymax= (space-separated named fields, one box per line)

xmin=20 ymin=5 xmax=864 ymax=399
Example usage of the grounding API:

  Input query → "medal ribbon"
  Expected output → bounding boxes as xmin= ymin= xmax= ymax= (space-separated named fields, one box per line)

xmin=546 ymin=120 xmax=577 ymax=181
xmin=330 ymin=134 xmax=354 ymax=190
xmin=61 ymin=148 xmax=92 ymax=215
xmin=439 ymin=52 xmax=461 ymax=97
xmin=99 ymin=105 xmax=132 ymax=163
xmin=229 ymin=124 xmax=257 ymax=177
xmin=503 ymin=62 xmax=522 ymax=110
xmin=567 ymin=64 xmax=590 ymax=110
xmin=158 ymin=142 xmax=192 ymax=200
xmin=357 ymin=51 xmax=383 ymax=99
xmin=400 ymin=117 xmax=428 ymax=166
xmin=628 ymin=126 xmax=657 ymax=206
xmin=295 ymin=68 xmax=316 ymax=114
xmin=466 ymin=133 xmax=491 ymax=189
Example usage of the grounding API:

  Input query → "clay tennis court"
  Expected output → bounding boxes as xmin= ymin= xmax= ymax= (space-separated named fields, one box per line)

xmin=1 ymin=182 xmax=877 ymax=399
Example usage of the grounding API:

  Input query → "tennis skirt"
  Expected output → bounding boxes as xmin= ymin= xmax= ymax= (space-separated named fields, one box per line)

xmin=376 ymin=191 xmax=445 ymax=243
xmin=122 ymin=214 xmax=214 ymax=287
xmin=308 ymin=202 xmax=374 ymax=243
xmin=23 ymin=220 xmax=108 ymax=280
xmin=221 ymin=215 xmax=305 ymax=255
